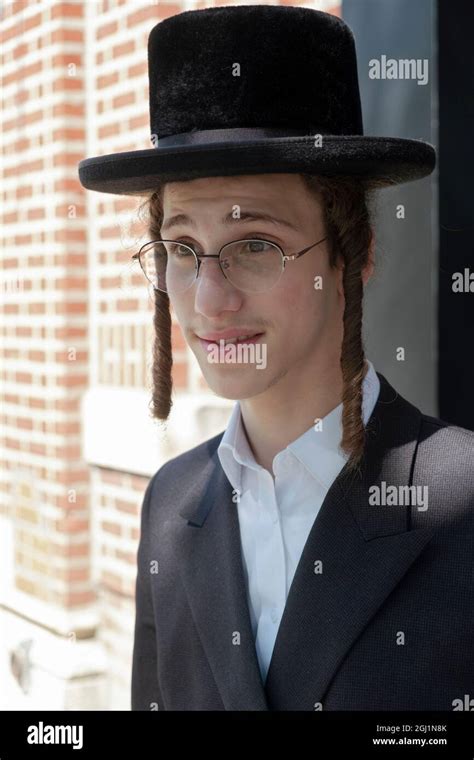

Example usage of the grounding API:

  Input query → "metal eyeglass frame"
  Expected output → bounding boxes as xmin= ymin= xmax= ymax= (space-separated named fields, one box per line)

xmin=132 ymin=236 xmax=328 ymax=293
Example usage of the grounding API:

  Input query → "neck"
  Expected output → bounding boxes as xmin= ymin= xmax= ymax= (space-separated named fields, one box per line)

xmin=239 ymin=357 xmax=368 ymax=476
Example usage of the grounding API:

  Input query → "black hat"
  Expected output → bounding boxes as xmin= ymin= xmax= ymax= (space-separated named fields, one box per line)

xmin=78 ymin=4 xmax=436 ymax=196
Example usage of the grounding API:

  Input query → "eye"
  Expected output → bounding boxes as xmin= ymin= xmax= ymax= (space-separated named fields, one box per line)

xmin=174 ymin=239 xmax=197 ymax=255
xmin=245 ymin=240 xmax=273 ymax=253
xmin=231 ymin=239 xmax=275 ymax=256
xmin=243 ymin=231 xmax=284 ymax=247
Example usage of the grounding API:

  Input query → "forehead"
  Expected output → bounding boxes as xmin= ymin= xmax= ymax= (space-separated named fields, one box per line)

xmin=163 ymin=173 xmax=301 ymax=200
xmin=161 ymin=173 xmax=322 ymax=224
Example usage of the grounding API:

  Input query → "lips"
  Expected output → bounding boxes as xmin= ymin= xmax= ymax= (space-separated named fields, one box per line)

xmin=197 ymin=331 xmax=265 ymax=349
xmin=197 ymin=328 xmax=264 ymax=341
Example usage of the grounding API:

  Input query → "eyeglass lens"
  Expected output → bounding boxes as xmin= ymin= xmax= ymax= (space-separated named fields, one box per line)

xmin=138 ymin=240 xmax=285 ymax=294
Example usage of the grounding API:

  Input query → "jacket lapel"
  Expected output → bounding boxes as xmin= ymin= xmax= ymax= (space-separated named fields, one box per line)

xmin=264 ymin=373 xmax=436 ymax=709
xmin=174 ymin=454 xmax=269 ymax=710
xmin=172 ymin=373 xmax=436 ymax=711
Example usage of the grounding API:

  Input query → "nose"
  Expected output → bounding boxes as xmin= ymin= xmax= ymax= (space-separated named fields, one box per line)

xmin=193 ymin=254 xmax=243 ymax=316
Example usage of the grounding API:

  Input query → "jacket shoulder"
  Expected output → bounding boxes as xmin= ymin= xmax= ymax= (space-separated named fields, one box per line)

xmin=418 ymin=411 xmax=474 ymax=450
xmin=417 ymin=412 xmax=474 ymax=475
xmin=414 ymin=413 xmax=474 ymax=528
xmin=146 ymin=429 xmax=225 ymax=491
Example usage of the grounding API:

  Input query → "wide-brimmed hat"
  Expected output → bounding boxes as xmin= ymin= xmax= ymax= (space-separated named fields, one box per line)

xmin=78 ymin=4 xmax=436 ymax=196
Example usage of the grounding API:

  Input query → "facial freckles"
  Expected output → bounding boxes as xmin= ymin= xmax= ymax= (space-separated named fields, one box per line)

xmin=163 ymin=174 xmax=345 ymax=401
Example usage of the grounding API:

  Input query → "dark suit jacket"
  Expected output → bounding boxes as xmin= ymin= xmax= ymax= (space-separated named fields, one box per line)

xmin=131 ymin=372 xmax=474 ymax=710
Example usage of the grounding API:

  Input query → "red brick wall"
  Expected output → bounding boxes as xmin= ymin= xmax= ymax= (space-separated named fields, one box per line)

xmin=0 ymin=0 xmax=341 ymax=709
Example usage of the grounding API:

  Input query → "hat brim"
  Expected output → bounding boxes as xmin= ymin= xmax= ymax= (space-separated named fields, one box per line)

xmin=78 ymin=135 xmax=436 ymax=196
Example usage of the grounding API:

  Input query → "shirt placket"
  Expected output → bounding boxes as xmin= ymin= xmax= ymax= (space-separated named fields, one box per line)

xmin=255 ymin=465 xmax=287 ymax=679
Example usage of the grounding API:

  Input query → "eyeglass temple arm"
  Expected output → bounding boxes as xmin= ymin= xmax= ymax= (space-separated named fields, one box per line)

xmin=283 ymin=236 xmax=327 ymax=262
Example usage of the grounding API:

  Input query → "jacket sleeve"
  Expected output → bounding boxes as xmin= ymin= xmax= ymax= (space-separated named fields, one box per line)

xmin=131 ymin=471 xmax=165 ymax=710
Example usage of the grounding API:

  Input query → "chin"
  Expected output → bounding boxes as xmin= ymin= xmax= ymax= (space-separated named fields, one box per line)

xmin=203 ymin=370 xmax=269 ymax=401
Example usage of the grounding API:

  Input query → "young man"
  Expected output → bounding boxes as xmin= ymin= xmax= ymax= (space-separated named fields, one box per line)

xmin=78 ymin=6 xmax=474 ymax=711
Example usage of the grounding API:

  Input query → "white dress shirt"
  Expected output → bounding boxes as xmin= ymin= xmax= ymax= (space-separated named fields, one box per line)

xmin=217 ymin=359 xmax=380 ymax=684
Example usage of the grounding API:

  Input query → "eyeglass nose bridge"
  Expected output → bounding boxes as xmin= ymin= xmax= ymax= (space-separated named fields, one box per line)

xmin=193 ymin=251 xmax=231 ymax=283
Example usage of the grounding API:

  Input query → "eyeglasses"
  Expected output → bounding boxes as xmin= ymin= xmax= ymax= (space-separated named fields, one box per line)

xmin=132 ymin=236 xmax=327 ymax=295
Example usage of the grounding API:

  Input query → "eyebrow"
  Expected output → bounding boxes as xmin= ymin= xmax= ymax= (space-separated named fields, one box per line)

xmin=160 ymin=210 xmax=299 ymax=235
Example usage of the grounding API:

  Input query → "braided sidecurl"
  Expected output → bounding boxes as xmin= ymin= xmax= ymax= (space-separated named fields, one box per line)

xmin=136 ymin=188 xmax=173 ymax=421
xmin=136 ymin=173 xmax=395 ymax=474
xmin=302 ymin=174 xmax=380 ymax=475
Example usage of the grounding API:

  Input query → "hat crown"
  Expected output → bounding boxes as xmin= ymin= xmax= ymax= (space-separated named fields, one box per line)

xmin=78 ymin=4 xmax=436 ymax=195
xmin=147 ymin=5 xmax=364 ymax=141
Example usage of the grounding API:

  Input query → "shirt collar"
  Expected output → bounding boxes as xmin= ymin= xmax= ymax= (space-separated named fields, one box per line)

xmin=217 ymin=359 xmax=380 ymax=493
